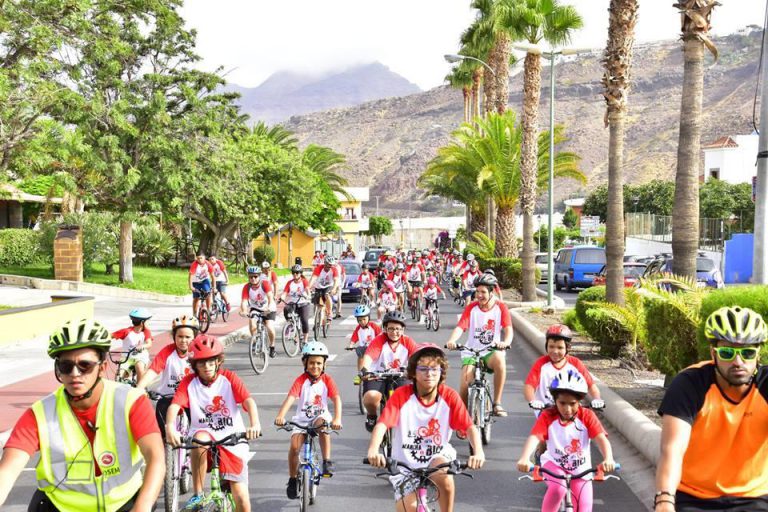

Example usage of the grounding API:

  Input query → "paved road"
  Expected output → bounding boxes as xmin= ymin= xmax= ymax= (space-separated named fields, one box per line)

xmin=537 ymin=282 xmax=579 ymax=306
xmin=3 ymin=297 xmax=651 ymax=511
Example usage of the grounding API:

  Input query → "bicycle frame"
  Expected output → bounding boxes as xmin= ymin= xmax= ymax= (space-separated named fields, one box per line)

xmin=109 ymin=347 xmax=140 ymax=386
xmin=447 ymin=346 xmax=495 ymax=445
xmin=363 ymin=370 xmax=405 ymax=457
xmin=279 ymin=422 xmax=337 ymax=510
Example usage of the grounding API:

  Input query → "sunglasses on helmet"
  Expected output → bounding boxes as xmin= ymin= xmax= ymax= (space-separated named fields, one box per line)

xmin=55 ymin=359 xmax=101 ymax=375
xmin=713 ymin=346 xmax=759 ymax=362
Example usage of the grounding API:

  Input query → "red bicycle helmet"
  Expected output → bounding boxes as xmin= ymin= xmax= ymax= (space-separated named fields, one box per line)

xmin=546 ymin=324 xmax=573 ymax=341
xmin=189 ymin=334 xmax=223 ymax=360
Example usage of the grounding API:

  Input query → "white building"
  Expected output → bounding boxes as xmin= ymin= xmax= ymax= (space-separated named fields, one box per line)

xmin=702 ymin=133 xmax=759 ymax=185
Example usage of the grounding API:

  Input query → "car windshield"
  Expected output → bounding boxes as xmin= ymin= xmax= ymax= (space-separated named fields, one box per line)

xmin=574 ymin=249 xmax=606 ymax=264
xmin=535 ymin=255 xmax=548 ymax=264
xmin=364 ymin=251 xmax=381 ymax=262
xmin=624 ymin=265 xmax=645 ymax=278
xmin=696 ymin=258 xmax=715 ymax=272
xmin=343 ymin=262 xmax=362 ymax=274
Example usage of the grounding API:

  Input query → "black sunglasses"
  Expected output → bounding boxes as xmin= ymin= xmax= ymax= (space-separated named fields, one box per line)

xmin=56 ymin=359 xmax=101 ymax=375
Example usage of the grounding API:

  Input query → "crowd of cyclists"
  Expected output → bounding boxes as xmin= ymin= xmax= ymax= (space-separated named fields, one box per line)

xmin=0 ymin=243 xmax=766 ymax=512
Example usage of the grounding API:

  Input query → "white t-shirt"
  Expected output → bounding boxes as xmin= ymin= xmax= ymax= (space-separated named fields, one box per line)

xmin=283 ymin=278 xmax=310 ymax=305
xmin=288 ymin=373 xmax=339 ymax=426
xmin=525 ymin=355 xmax=595 ymax=406
xmin=533 ymin=407 xmax=605 ymax=476
xmin=456 ymin=301 xmax=512 ymax=358
xmin=149 ymin=344 xmax=192 ymax=396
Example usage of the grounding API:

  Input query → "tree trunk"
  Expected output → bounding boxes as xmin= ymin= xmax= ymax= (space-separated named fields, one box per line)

xmin=119 ymin=220 xmax=133 ymax=283
xmin=494 ymin=33 xmax=511 ymax=114
xmin=520 ymin=53 xmax=543 ymax=302
xmin=469 ymin=205 xmax=487 ymax=239
xmin=463 ymin=87 xmax=470 ymax=124
xmin=482 ymin=61 xmax=495 ymax=117
xmin=672 ymin=39 xmax=704 ymax=279
xmin=495 ymin=204 xmax=518 ymax=258
xmin=606 ymin=110 xmax=626 ymax=304
xmin=472 ymin=69 xmax=482 ymax=123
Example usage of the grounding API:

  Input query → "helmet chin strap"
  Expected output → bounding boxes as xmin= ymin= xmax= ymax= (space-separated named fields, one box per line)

xmin=64 ymin=377 xmax=102 ymax=402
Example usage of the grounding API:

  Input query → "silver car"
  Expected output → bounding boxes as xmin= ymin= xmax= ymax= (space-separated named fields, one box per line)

xmin=535 ymin=252 xmax=550 ymax=283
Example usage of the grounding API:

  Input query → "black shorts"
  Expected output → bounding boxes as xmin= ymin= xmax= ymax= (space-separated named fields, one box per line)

xmin=249 ymin=308 xmax=276 ymax=321
xmin=675 ymin=491 xmax=768 ymax=511
xmin=312 ymin=288 xmax=331 ymax=305
xmin=408 ymin=280 xmax=422 ymax=289
xmin=155 ymin=396 xmax=191 ymax=440
xmin=363 ymin=377 xmax=410 ymax=395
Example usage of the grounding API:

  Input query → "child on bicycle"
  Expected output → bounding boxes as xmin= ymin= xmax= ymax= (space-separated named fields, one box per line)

xmin=347 ymin=305 xmax=382 ymax=383
xmin=422 ymin=276 xmax=446 ymax=315
xmin=208 ymin=254 xmax=231 ymax=312
xmin=280 ymin=264 xmax=312 ymax=346
xmin=524 ymin=324 xmax=603 ymax=415
xmin=166 ymin=334 xmax=262 ymax=512
xmin=367 ymin=343 xmax=485 ymax=512
xmin=137 ymin=315 xmax=198 ymax=434
xmin=274 ymin=341 xmax=342 ymax=500
xmin=240 ymin=265 xmax=278 ymax=358
xmin=377 ymin=280 xmax=399 ymax=321
xmin=516 ymin=370 xmax=615 ymax=512
xmin=354 ymin=263 xmax=376 ymax=304
xmin=111 ymin=307 xmax=154 ymax=383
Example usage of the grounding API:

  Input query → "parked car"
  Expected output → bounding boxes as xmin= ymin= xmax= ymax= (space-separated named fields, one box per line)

xmin=663 ymin=257 xmax=724 ymax=289
xmin=535 ymin=252 xmax=551 ymax=283
xmin=340 ymin=260 xmax=363 ymax=301
xmin=363 ymin=247 xmax=391 ymax=266
xmin=554 ymin=246 xmax=606 ymax=291
xmin=591 ymin=262 xmax=647 ymax=287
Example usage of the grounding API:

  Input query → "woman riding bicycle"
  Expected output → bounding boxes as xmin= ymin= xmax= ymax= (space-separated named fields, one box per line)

xmin=240 ymin=265 xmax=278 ymax=359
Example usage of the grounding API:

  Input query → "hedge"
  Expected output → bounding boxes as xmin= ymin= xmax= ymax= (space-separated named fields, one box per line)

xmin=478 ymin=256 xmax=541 ymax=293
xmin=641 ymin=290 xmax=703 ymax=376
xmin=0 ymin=229 xmax=41 ymax=267
xmin=697 ymin=286 xmax=768 ymax=362
xmin=574 ymin=285 xmax=606 ymax=335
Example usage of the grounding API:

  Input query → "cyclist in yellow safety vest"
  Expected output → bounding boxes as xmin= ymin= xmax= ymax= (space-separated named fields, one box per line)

xmin=0 ymin=318 xmax=164 ymax=512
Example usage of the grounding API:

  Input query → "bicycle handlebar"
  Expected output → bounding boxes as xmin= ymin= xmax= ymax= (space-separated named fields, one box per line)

xmin=277 ymin=421 xmax=340 ymax=435
xmin=519 ymin=463 xmax=621 ymax=482
xmin=108 ymin=347 xmax=141 ymax=365
xmin=444 ymin=344 xmax=510 ymax=353
xmin=360 ymin=370 xmax=406 ymax=380
xmin=363 ymin=457 xmax=472 ymax=478
xmin=529 ymin=401 xmax=606 ymax=411
xmin=176 ymin=432 xmax=251 ymax=450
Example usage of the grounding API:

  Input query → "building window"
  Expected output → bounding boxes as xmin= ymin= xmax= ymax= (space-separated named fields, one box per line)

xmin=709 ymin=168 xmax=720 ymax=180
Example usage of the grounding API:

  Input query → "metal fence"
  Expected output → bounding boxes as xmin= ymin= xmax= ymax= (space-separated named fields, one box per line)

xmin=625 ymin=213 xmax=727 ymax=252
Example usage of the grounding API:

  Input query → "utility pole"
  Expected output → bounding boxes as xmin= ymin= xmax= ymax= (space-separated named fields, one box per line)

xmin=754 ymin=22 xmax=768 ymax=284
xmin=375 ymin=196 xmax=379 ymax=216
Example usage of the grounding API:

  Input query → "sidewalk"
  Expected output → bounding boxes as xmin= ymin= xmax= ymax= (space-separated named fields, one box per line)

xmin=0 ymin=281 xmax=260 ymax=437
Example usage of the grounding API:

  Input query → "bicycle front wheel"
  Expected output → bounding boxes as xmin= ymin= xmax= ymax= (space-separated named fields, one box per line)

xmin=415 ymin=298 xmax=421 ymax=323
xmin=300 ymin=467 xmax=312 ymax=512
xmin=220 ymin=301 xmax=229 ymax=323
xmin=313 ymin=307 xmax=321 ymax=340
xmin=198 ymin=308 xmax=211 ymax=333
xmin=432 ymin=308 xmax=440 ymax=331
xmin=249 ymin=331 xmax=268 ymax=374
xmin=282 ymin=321 xmax=300 ymax=357
xmin=163 ymin=443 xmax=180 ymax=512
xmin=482 ymin=386 xmax=493 ymax=445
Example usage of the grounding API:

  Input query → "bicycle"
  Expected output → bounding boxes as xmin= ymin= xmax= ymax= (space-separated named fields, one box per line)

xmin=518 ymin=463 xmax=621 ymax=512
xmin=175 ymin=432 xmax=249 ymax=512
xmin=424 ymin=298 xmax=440 ymax=332
xmin=312 ymin=288 xmax=332 ymax=340
xmin=148 ymin=391 xmax=191 ymax=512
xmin=109 ymin=347 xmax=141 ymax=387
xmin=408 ymin=283 xmax=422 ymax=323
xmin=280 ymin=301 xmax=306 ymax=357
xmin=344 ymin=345 xmax=367 ymax=414
xmin=210 ymin=290 xmax=229 ymax=325
xmin=242 ymin=310 xmax=269 ymax=375
xmin=361 ymin=369 xmax=406 ymax=457
xmin=277 ymin=421 xmax=339 ymax=511
xmin=195 ymin=288 xmax=212 ymax=333
xmin=363 ymin=457 xmax=472 ymax=512
xmin=355 ymin=283 xmax=373 ymax=307
xmin=445 ymin=345 xmax=498 ymax=447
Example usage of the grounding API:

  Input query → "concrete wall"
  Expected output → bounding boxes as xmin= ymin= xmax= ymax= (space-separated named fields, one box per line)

xmin=0 ymin=296 xmax=94 ymax=346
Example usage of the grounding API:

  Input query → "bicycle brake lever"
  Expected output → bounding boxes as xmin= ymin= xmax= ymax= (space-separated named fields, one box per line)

xmin=604 ymin=475 xmax=621 ymax=481
xmin=518 ymin=475 xmax=533 ymax=481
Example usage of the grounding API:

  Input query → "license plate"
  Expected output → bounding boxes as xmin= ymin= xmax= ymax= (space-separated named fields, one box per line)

xmin=343 ymin=288 xmax=349 ymax=293
xmin=584 ymin=273 xmax=595 ymax=278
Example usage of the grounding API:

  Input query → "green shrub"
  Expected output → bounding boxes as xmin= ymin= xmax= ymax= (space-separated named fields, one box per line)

xmin=585 ymin=307 xmax=634 ymax=357
xmin=562 ymin=308 xmax=583 ymax=332
xmin=477 ymin=256 xmax=541 ymax=292
xmin=575 ymin=286 xmax=606 ymax=334
xmin=0 ymin=229 xmax=41 ymax=267
xmin=253 ymin=244 xmax=275 ymax=266
xmin=697 ymin=286 xmax=768 ymax=362
xmin=134 ymin=223 xmax=174 ymax=265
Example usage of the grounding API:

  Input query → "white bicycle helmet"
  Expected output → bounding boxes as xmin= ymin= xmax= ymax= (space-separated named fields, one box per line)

xmin=549 ymin=369 xmax=588 ymax=398
xmin=302 ymin=341 xmax=329 ymax=359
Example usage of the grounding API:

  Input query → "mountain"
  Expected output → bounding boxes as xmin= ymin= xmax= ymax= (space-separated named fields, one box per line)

xmin=229 ymin=62 xmax=421 ymax=124
xmin=282 ymin=29 xmax=763 ymax=216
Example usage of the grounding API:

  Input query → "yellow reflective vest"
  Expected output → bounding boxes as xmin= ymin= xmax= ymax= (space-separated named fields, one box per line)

xmin=31 ymin=379 xmax=145 ymax=512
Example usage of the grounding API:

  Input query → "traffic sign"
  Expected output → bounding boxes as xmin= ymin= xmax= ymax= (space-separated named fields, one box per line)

xmin=580 ymin=215 xmax=601 ymax=237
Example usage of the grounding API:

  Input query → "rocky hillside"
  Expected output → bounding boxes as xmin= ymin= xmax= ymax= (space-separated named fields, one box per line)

xmin=229 ymin=62 xmax=421 ymax=124
xmin=283 ymin=29 xmax=762 ymax=215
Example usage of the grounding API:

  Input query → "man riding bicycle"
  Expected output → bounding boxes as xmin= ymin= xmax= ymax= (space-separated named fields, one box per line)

xmin=446 ymin=273 xmax=513 ymax=418
xmin=240 ymin=265 xmax=278 ymax=358
xmin=655 ymin=306 xmax=768 ymax=512
xmin=280 ymin=264 xmax=312 ymax=346
xmin=309 ymin=256 xmax=340 ymax=326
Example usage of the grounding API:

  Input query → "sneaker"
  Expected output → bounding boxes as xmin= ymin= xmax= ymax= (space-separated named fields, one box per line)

xmin=269 ymin=346 xmax=276 ymax=358
xmin=322 ymin=460 xmax=335 ymax=477
xmin=353 ymin=374 xmax=361 ymax=385
xmin=365 ymin=414 xmax=377 ymax=433
xmin=184 ymin=494 xmax=204 ymax=510
xmin=286 ymin=477 xmax=299 ymax=500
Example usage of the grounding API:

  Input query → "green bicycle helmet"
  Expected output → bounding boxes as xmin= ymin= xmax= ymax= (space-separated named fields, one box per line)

xmin=704 ymin=306 xmax=767 ymax=345
xmin=48 ymin=318 xmax=112 ymax=358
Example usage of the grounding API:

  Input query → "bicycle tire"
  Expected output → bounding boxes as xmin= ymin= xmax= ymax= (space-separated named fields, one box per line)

xmin=164 ymin=443 xmax=180 ymax=512
xmin=300 ymin=467 xmax=311 ymax=512
xmin=210 ymin=304 xmax=219 ymax=324
xmin=410 ymin=299 xmax=416 ymax=319
xmin=282 ymin=321 xmax=301 ymax=357
xmin=313 ymin=307 xmax=321 ymax=341
xmin=198 ymin=308 xmax=211 ymax=333
xmin=321 ymin=315 xmax=328 ymax=338
xmin=425 ymin=310 xmax=431 ymax=330
xmin=220 ymin=301 xmax=229 ymax=323
xmin=357 ymin=378 xmax=365 ymax=415
xmin=415 ymin=297 xmax=421 ymax=323
xmin=249 ymin=330 xmax=268 ymax=374
xmin=432 ymin=309 xmax=440 ymax=331
xmin=197 ymin=502 xmax=218 ymax=512
xmin=481 ymin=386 xmax=493 ymax=445
xmin=177 ymin=414 xmax=191 ymax=495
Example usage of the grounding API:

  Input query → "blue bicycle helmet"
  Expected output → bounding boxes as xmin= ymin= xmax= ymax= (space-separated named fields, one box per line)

xmin=354 ymin=305 xmax=371 ymax=317
xmin=129 ymin=308 xmax=152 ymax=321
xmin=246 ymin=265 xmax=259 ymax=275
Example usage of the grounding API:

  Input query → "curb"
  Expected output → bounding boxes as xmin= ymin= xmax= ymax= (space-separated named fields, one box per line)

xmin=0 ymin=274 xmax=188 ymax=304
xmin=503 ymin=287 xmax=567 ymax=309
xmin=510 ymin=308 xmax=661 ymax=466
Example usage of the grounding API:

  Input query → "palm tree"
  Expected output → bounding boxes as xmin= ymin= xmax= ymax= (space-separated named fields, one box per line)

xmin=671 ymin=0 xmax=719 ymax=278
xmin=250 ymin=121 xmax=298 ymax=149
xmin=602 ymin=0 xmax=639 ymax=305
xmin=445 ymin=66 xmax=474 ymax=124
xmin=461 ymin=19 xmax=495 ymax=118
xmin=507 ymin=0 xmax=583 ymax=301
xmin=423 ymin=111 xmax=585 ymax=258
xmin=301 ymin=144 xmax=352 ymax=200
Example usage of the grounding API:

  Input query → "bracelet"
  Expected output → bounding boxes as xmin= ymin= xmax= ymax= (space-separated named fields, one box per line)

xmin=653 ymin=499 xmax=675 ymax=508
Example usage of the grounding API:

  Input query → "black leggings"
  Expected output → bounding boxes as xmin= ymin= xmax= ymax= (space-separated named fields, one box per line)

xmin=283 ymin=303 xmax=311 ymax=334
xmin=29 ymin=490 xmax=140 ymax=512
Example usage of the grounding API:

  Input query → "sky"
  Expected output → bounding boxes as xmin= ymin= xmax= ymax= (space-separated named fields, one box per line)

xmin=179 ymin=0 xmax=766 ymax=91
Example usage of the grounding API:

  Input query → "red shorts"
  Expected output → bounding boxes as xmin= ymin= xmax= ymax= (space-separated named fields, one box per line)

xmin=205 ymin=446 xmax=246 ymax=483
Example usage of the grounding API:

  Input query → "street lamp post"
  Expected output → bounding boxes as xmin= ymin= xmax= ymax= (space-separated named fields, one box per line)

xmin=513 ymin=43 xmax=591 ymax=307
xmin=537 ymin=214 xmax=542 ymax=251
